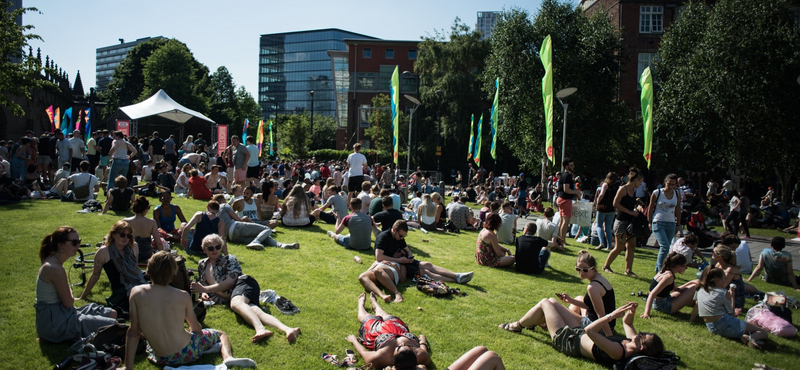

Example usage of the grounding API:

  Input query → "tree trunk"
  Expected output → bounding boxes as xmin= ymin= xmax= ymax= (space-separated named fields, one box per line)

xmin=776 ymin=169 xmax=793 ymax=205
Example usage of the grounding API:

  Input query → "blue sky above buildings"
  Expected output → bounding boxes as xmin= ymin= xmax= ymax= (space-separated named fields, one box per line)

xmin=26 ymin=0 xmax=549 ymax=98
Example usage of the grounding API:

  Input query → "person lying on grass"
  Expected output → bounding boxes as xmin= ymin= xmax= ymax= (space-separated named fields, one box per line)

xmin=346 ymin=292 xmax=430 ymax=370
xmin=123 ymin=251 xmax=255 ymax=369
xmin=446 ymin=346 xmax=505 ymax=370
xmin=640 ymin=252 xmax=699 ymax=319
xmin=499 ymin=300 xmax=663 ymax=367
xmin=189 ymin=234 xmax=300 ymax=344
xmin=35 ymin=226 xmax=118 ymax=344
xmin=78 ymin=220 xmax=147 ymax=311
xmin=212 ymin=194 xmax=298 ymax=250
xmin=375 ymin=220 xmax=474 ymax=285
xmin=526 ymin=250 xmax=615 ymax=337
xmin=694 ymin=267 xmax=774 ymax=350
xmin=359 ymin=260 xmax=407 ymax=304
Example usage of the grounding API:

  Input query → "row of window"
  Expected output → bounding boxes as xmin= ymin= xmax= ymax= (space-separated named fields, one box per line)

xmin=260 ymin=90 xmax=333 ymax=102
xmin=260 ymin=51 xmax=331 ymax=64
xmin=96 ymin=46 xmax=133 ymax=57
xmin=260 ymin=60 xmax=333 ymax=74
xmin=96 ymin=62 xmax=121 ymax=71
xmin=262 ymin=31 xmax=371 ymax=46
xmin=96 ymin=54 xmax=127 ymax=63
xmin=355 ymin=66 xmax=418 ymax=91
xmin=260 ymin=40 xmax=346 ymax=54
xmin=96 ymin=69 xmax=114 ymax=77
xmin=361 ymin=47 xmax=417 ymax=60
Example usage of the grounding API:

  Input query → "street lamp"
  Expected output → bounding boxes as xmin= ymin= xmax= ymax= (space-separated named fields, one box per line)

xmin=555 ymin=87 xmax=577 ymax=167
xmin=309 ymin=90 xmax=315 ymax=135
xmin=435 ymin=90 xmax=444 ymax=173
xmin=404 ymin=94 xmax=421 ymax=178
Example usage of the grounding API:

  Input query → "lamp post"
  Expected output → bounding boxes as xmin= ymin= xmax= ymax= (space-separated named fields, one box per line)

xmin=309 ymin=90 xmax=315 ymax=135
xmin=555 ymin=87 xmax=577 ymax=167
xmin=435 ymin=90 xmax=443 ymax=173
xmin=404 ymin=94 xmax=421 ymax=178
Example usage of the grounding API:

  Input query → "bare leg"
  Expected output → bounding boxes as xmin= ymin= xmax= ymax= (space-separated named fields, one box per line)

xmin=369 ymin=292 xmax=390 ymax=318
xmin=373 ymin=269 xmax=401 ymax=303
xmin=496 ymin=256 xmax=515 ymax=267
xmin=357 ymin=292 xmax=370 ymax=322
xmin=744 ymin=322 xmax=768 ymax=342
xmin=624 ymin=237 xmax=637 ymax=274
xmin=419 ymin=261 xmax=457 ymax=281
xmin=567 ymin=296 xmax=584 ymax=317
xmin=448 ymin=346 xmax=505 ymax=370
xmin=541 ymin=299 xmax=581 ymax=340
xmin=603 ymin=233 xmax=625 ymax=271
xmin=249 ymin=304 xmax=300 ymax=343
xmin=230 ymin=296 xmax=272 ymax=342
xmin=670 ymin=285 xmax=699 ymax=314
xmin=358 ymin=271 xmax=392 ymax=303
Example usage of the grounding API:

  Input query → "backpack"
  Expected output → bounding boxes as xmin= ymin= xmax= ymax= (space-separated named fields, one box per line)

xmin=415 ymin=275 xmax=466 ymax=297
xmin=83 ymin=199 xmax=102 ymax=210
xmin=613 ymin=351 xmax=680 ymax=370
xmin=627 ymin=213 xmax=650 ymax=239
xmin=86 ymin=322 xmax=145 ymax=360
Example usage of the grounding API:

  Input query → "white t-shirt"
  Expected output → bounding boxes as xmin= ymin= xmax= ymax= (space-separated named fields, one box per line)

xmin=358 ymin=191 xmax=371 ymax=214
xmin=0 ymin=158 xmax=9 ymax=175
xmin=346 ymin=152 xmax=368 ymax=177
xmin=246 ymin=144 xmax=259 ymax=167
xmin=651 ymin=188 xmax=679 ymax=223
xmin=68 ymin=172 xmax=98 ymax=201
xmin=535 ymin=218 xmax=557 ymax=241
xmin=69 ymin=137 xmax=86 ymax=158
xmin=735 ymin=240 xmax=753 ymax=275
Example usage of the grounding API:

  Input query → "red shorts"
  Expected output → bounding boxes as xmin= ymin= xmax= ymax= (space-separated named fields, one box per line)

xmin=557 ymin=197 xmax=573 ymax=218
xmin=233 ymin=168 xmax=246 ymax=182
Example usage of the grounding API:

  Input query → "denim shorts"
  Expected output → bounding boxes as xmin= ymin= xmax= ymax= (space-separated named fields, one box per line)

xmin=706 ymin=314 xmax=746 ymax=339
xmin=652 ymin=296 xmax=673 ymax=314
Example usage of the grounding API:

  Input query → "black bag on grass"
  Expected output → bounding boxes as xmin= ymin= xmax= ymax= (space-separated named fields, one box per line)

xmin=86 ymin=322 xmax=145 ymax=359
xmin=613 ymin=351 xmax=679 ymax=370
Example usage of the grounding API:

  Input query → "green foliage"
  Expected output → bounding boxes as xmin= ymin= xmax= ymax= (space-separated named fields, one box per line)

xmin=308 ymin=148 xmax=406 ymax=164
xmin=100 ymin=38 xmax=170 ymax=117
xmin=655 ymin=0 xmax=800 ymax=201
xmin=0 ymin=2 xmax=57 ymax=116
xmin=484 ymin=2 xmax=633 ymax=174
xmin=308 ymin=113 xmax=337 ymax=151
xmin=140 ymin=39 xmax=210 ymax=115
xmin=209 ymin=66 xmax=238 ymax=126
xmin=362 ymin=94 xmax=408 ymax=154
xmin=277 ymin=114 xmax=311 ymax=159
xmin=416 ymin=19 xmax=491 ymax=171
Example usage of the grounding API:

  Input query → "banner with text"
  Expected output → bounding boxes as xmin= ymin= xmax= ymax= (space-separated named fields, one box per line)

xmin=116 ymin=120 xmax=130 ymax=137
xmin=217 ymin=124 xmax=228 ymax=156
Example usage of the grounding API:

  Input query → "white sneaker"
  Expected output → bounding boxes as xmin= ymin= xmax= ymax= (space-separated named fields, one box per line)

xmin=456 ymin=271 xmax=474 ymax=284
xmin=246 ymin=242 xmax=264 ymax=250
xmin=281 ymin=242 xmax=300 ymax=249
xmin=327 ymin=231 xmax=335 ymax=238
xmin=223 ymin=357 xmax=256 ymax=368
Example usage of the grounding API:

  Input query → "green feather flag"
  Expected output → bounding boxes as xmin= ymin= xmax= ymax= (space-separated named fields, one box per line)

xmin=540 ymin=35 xmax=554 ymax=163
xmin=473 ymin=113 xmax=483 ymax=167
xmin=640 ymin=66 xmax=654 ymax=168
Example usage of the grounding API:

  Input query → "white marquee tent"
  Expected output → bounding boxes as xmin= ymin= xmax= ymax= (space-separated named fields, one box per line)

xmin=118 ymin=89 xmax=215 ymax=139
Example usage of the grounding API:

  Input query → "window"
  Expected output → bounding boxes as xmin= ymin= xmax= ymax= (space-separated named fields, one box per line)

xmin=408 ymin=49 xmax=417 ymax=60
xmin=363 ymin=47 xmax=372 ymax=58
xmin=357 ymin=72 xmax=375 ymax=90
xmin=640 ymin=6 xmax=663 ymax=33
xmin=379 ymin=65 xmax=396 ymax=90
xmin=637 ymin=53 xmax=658 ymax=89
xmin=385 ymin=48 xmax=394 ymax=59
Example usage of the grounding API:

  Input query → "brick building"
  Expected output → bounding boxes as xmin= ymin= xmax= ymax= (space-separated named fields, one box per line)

xmin=328 ymin=39 xmax=420 ymax=150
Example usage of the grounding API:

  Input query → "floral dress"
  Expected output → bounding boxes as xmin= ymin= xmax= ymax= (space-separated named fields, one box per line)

xmin=475 ymin=237 xmax=501 ymax=267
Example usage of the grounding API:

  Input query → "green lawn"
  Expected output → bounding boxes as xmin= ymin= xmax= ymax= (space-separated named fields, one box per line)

xmin=2 ymin=197 xmax=799 ymax=370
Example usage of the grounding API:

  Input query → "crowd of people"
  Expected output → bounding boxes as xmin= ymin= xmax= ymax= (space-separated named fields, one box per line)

xmin=11 ymin=130 xmax=798 ymax=369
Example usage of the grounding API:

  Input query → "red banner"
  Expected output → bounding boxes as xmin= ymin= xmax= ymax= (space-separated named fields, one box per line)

xmin=217 ymin=124 xmax=228 ymax=156
xmin=116 ymin=120 xmax=130 ymax=137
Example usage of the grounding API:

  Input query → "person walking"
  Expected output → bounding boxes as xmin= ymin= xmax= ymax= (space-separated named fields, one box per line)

xmin=649 ymin=174 xmax=681 ymax=273
xmin=602 ymin=167 xmax=644 ymax=277
xmin=556 ymin=158 xmax=582 ymax=244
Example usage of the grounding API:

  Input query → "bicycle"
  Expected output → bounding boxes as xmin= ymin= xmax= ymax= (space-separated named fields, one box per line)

xmin=68 ymin=245 xmax=96 ymax=288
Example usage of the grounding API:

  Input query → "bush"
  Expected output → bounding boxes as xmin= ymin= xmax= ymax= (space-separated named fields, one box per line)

xmin=309 ymin=149 xmax=407 ymax=164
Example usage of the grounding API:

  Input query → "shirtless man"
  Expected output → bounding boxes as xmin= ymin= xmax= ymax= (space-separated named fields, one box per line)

xmin=190 ymin=234 xmax=301 ymax=343
xmin=232 ymin=186 xmax=269 ymax=225
xmin=205 ymin=164 xmax=228 ymax=194
xmin=123 ymin=251 xmax=255 ymax=369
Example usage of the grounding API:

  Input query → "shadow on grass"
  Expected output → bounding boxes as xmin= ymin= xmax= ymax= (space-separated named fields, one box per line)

xmin=38 ymin=340 xmax=70 ymax=367
xmin=408 ymin=246 xmax=431 ymax=258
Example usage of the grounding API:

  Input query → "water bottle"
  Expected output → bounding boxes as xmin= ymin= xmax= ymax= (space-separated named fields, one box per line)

xmin=354 ymin=256 xmax=362 ymax=264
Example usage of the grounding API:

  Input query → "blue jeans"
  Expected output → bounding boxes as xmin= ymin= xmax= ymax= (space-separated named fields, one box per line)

xmin=596 ymin=211 xmax=615 ymax=248
xmin=653 ymin=220 xmax=677 ymax=272
xmin=108 ymin=159 xmax=129 ymax=186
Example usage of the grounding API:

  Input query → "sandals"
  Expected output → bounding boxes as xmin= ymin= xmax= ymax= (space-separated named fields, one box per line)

xmin=602 ymin=266 xmax=615 ymax=274
xmin=322 ymin=353 xmax=343 ymax=367
xmin=499 ymin=321 xmax=523 ymax=334
xmin=624 ymin=270 xmax=638 ymax=278
xmin=744 ymin=336 xmax=777 ymax=351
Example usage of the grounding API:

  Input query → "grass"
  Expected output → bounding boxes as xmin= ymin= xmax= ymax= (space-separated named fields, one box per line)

xmin=2 ymin=196 xmax=799 ymax=370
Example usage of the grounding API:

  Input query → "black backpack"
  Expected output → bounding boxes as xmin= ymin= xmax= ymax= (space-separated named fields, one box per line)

xmin=86 ymin=323 xmax=145 ymax=359
xmin=613 ymin=351 xmax=680 ymax=370
xmin=627 ymin=213 xmax=650 ymax=239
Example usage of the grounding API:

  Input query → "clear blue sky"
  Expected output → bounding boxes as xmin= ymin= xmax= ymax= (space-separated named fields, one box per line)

xmin=25 ymin=0 xmax=553 ymax=98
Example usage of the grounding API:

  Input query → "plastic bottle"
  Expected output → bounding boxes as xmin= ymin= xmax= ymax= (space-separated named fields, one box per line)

xmin=354 ymin=256 xmax=362 ymax=264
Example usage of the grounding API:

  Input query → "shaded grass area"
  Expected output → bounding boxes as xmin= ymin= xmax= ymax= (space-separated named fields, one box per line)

xmin=1 ymin=197 xmax=799 ymax=369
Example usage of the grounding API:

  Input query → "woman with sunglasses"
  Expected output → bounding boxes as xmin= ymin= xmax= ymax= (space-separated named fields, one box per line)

xmin=153 ymin=191 xmax=188 ymax=243
xmin=503 ymin=251 xmax=617 ymax=337
xmin=499 ymin=299 xmax=663 ymax=367
xmin=78 ymin=221 xmax=147 ymax=311
xmin=35 ymin=226 xmax=118 ymax=343
xmin=123 ymin=196 xmax=165 ymax=262
xmin=640 ymin=252 xmax=699 ymax=319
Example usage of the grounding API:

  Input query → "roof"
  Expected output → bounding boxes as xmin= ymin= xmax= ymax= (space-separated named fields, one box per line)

xmin=119 ymin=89 xmax=214 ymax=123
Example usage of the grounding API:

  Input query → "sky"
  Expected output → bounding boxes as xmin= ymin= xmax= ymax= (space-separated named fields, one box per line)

xmin=24 ymin=0 xmax=551 ymax=98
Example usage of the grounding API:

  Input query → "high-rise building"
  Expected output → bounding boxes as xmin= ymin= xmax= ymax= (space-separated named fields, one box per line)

xmin=258 ymin=29 xmax=376 ymax=120
xmin=8 ymin=0 xmax=23 ymax=64
xmin=476 ymin=11 xmax=501 ymax=40
xmin=95 ymin=36 xmax=163 ymax=93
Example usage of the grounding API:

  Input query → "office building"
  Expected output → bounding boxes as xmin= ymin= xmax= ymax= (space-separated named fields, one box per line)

xmin=258 ymin=29 xmax=376 ymax=120
xmin=95 ymin=36 xmax=163 ymax=92
xmin=476 ymin=11 xmax=501 ymax=40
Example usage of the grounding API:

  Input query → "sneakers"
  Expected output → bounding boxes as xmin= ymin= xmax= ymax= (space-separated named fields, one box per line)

xmin=246 ymin=242 xmax=265 ymax=250
xmin=222 ymin=357 xmax=256 ymax=368
xmin=275 ymin=296 xmax=301 ymax=315
xmin=259 ymin=289 xmax=277 ymax=304
xmin=456 ymin=271 xmax=474 ymax=284
xmin=280 ymin=242 xmax=300 ymax=249
xmin=327 ymin=230 xmax=335 ymax=238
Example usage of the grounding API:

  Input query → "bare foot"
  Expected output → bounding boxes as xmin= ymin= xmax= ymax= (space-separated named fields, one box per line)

xmin=393 ymin=293 xmax=404 ymax=303
xmin=369 ymin=292 xmax=380 ymax=308
xmin=358 ymin=292 xmax=367 ymax=308
xmin=381 ymin=294 xmax=392 ymax=303
xmin=252 ymin=329 xmax=273 ymax=343
xmin=286 ymin=327 xmax=301 ymax=343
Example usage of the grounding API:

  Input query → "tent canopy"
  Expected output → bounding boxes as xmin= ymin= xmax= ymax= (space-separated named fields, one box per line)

xmin=119 ymin=89 xmax=214 ymax=124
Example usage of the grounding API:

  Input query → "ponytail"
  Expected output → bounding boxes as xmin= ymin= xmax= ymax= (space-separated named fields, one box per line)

xmin=659 ymin=252 xmax=687 ymax=274
xmin=40 ymin=226 xmax=77 ymax=263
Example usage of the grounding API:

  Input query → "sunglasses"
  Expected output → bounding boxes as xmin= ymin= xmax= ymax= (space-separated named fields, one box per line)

xmin=575 ymin=266 xmax=595 ymax=273
xmin=66 ymin=238 xmax=82 ymax=246
xmin=117 ymin=232 xmax=132 ymax=239
xmin=205 ymin=245 xmax=222 ymax=251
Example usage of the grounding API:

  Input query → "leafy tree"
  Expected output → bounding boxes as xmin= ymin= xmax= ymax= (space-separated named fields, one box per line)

xmin=655 ymin=0 xmax=800 ymax=201
xmin=276 ymin=114 xmax=311 ymax=159
xmin=100 ymin=38 xmax=169 ymax=117
xmin=309 ymin=113 xmax=337 ymax=151
xmin=209 ymin=66 xmax=237 ymax=126
xmin=0 ymin=2 xmax=57 ymax=116
xmin=483 ymin=1 xmax=632 ymax=175
xmin=140 ymin=39 xmax=209 ymax=114
xmin=362 ymin=94 xmax=408 ymax=155
xmin=415 ymin=19 xmax=491 ymax=171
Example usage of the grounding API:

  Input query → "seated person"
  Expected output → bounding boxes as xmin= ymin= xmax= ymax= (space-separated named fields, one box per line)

xmin=476 ymin=213 xmax=515 ymax=268
xmin=406 ymin=191 xmax=423 ymax=215
xmin=155 ymin=163 xmax=176 ymax=191
xmin=416 ymin=194 xmax=441 ymax=231
xmin=373 ymin=196 xmax=416 ymax=233
xmin=280 ymin=185 xmax=321 ymax=227
xmin=553 ymin=251 xmax=616 ymax=337
xmin=515 ymin=223 xmax=559 ymax=274
xmin=446 ymin=196 xmax=480 ymax=230
xmin=369 ymin=189 xmax=390 ymax=216
xmin=446 ymin=346 xmax=505 ymax=370
xmin=346 ymin=293 xmax=430 ymax=369
xmin=328 ymin=197 xmax=374 ymax=251
xmin=123 ymin=196 xmax=165 ymax=262
xmin=101 ymin=175 xmax=135 ymax=214
xmin=187 ymin=169 xmax=213 ymax=200
xmin=124 ymin=251 xmax=256 ymax=369
xmin=35 ymin=226 xmax=118 ymax=343
xmin=233 ymin=186 xmax=274 ymax=226
xmin=49 ymin=160 xmax=98 ymax=202
xmin=174 ymin=164 xmax=192 ymax=195
xmin=191 ymin=234 xmax=301 ymax=343
xmin=376 ymin=220 xmax=474 ymax=284
xmin=535 ymin=207 xmax=559 ymax=243
xmin=748 ymin=236 xmax=800 ymax=291
xmin=78 ymin=221 xmax=148 ymax=310
xmin=496 ymin=202 xmax=517 ymax=245
xmin=640 ymin=253 xmax=699 ymax=319
xmin=318 ymin=185 xmax=348 ymax=224
xmin=213 ymin=194 xmax=298 ymax=250
xmin=431 ymin=192 xmax=447 ymax=228
xmin=499 ymin=300 xmax=663 ymax=367
xmin=256 ymin=180 xmax=281 ymax=218
xmin=153 ymin=191 xmax=188 ymax=243
xmin=181 ymin=200 xmax=227 ymax=256
xmin=205 ymin=164 xmax=228 ymax=194
xmin=669 ymin=234 xmax=708 ymax=267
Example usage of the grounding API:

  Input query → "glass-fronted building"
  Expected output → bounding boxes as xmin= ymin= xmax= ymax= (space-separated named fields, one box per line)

xmin=258 ymin=29 xmax=376 ymax=120
xmin=95 ymin=37 xmax=162 ymax=93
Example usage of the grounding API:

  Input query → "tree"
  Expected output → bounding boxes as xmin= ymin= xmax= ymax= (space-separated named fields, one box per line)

xmin=276 ymin=114 xmax=311 ymax=159
xmin=362 ymin=94 xmax=408 ymax=155
xmin=483 ymin=2 xmax=632 ymax=175
xmin=209 ymin=66 xmax=237 ymax=126
xmin=0 ymin=2 xmax=56 ymax=116
xmin=655 ymin=0 xmax=800 ymax=201
xmin=140 ymin=40 xmax=209 ymax=115
xmin=100 ymin=38 xmax=170 ymax=117
xmin=415 ymin=19 xmax=492 ymax=172
xmin=308 ymin=113 xmax=337 ymax=151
